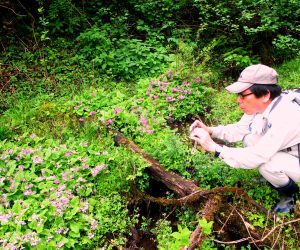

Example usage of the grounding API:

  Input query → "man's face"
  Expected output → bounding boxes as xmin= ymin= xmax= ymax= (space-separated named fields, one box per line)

xmin=236 ymin=89 xmax=270 ymax=115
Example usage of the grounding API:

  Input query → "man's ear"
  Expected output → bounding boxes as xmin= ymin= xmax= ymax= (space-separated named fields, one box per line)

xmin=262 ymin=91 xmax=271 ymax=103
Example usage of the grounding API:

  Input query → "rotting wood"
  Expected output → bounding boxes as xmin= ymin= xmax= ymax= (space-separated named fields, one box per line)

xmin=187 ymin=195 xmax=222 ymax=250
xmin=114 ymin=132 xmax=199 ymax=197
xmin=115 ymin=132 xmax=283 ymax=248
xmin=133 ymin=184 xmax=272 ymax=218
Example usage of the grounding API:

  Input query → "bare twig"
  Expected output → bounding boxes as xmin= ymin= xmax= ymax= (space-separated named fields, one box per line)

xmin=259 ymin=218 xmax=300 ymax=243
xmin=188 ymin=195 xmax=222 ymax=250
xmin=216 ymin=206 xmax=236 ymax=234
xmin=0 ymin=4 xmax=26 ymax=16
xmin=213 ymin=217 xmax=300 ymax=246
xmin=234 ymin=206 xmax=261 ymax=249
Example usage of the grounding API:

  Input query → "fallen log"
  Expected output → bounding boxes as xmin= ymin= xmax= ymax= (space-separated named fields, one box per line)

xmin=114 ymin=132 xmax=199 ymax=197
xmin=132 ymin=185 xmax=271 ymax=217
xmin=115 ymin=132 xmax=282 ymax=249
xmin=115 ymin=131 xmax=276 ymax=214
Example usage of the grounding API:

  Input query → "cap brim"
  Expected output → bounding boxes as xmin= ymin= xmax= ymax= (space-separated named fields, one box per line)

xmin=225 ymin=82 xmax=253 ymax=93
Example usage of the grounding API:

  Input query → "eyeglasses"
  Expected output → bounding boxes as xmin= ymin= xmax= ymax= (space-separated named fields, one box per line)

xmin=237 ymin=92 xmax=254 ymax=99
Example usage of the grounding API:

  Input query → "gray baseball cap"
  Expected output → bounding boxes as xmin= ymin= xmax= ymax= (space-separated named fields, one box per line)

xmin=226 ymin=64 xmax=278 ymax=93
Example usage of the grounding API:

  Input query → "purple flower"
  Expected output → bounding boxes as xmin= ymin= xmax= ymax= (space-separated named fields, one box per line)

xmin=77 ymin=177 xmax=87 ymax=183
xmin=166 ymin=96 xmax=175 ymax=102
xmin=88 ymin=233 xmax=95 ymax=239
xmin=47 ymin=235 xmax=53 ymax=242
xmin=53 ymin=179 xmax=60 ymax=184
xmin=9 ymin=183 xmax=15 ymax=191
xmin=15 ymin=219 xmax=26 ymax=225
xmin=24 ymin=189 xmax=33 ymax=196
xmin=21 ymin=149 xmax=31 ymax=155
xmin=64 ymin=150 xmax=76 ymax=157
xmin=105 ymin=119 xmax=113 ymax=125
xmin=37 ymin=176 xmax=46 ymax=181
xmin=90 ymin=218 xmax=98 ymax=230
xmin=31 ymin=156 xmax=44 ymax=164
xmin=31 ymin=213 xmax=39 ymax=221
xmin=61 ymin=171 xmax=69 ymax=181
xmin=70 ymin=167 xmax=79 ymax=172
xmin=18 ymin=165 xmax=25 ymax=170
xmin=55 ymin=227 xmax=64 ymax=234
xmin=195 ymin=77 xmax=202 ymax=83
xmin=0 ymin=211 xmax=13 ymax=223
xmin=167 ymin=117 xmax=175 ymax=124
xmin=114 ymin=107 xmax=122 ymax=114
xmin=167 ymin=70 xmax=172 ymax=78
xmin=25 ymin=183 xmax=33 ymax=189
xmin=74 ymin=106 xmax=80 ymax=109
xmin=7 ymin=149 xmax=13 ymax=154
xmin=89 ymin=111 xmax=96 ymax=115
xmin=82 ymin=163 xmax=89 ymax=170
xmin=79 ymin=201 xmax=89 ymax=213
xmin=139 ymin=116 xmax=149 ymax=127
xmin=30 ymin=133 xmax=37 ymax=139
xmin=91 ymin=164 xmax=106 ymax=176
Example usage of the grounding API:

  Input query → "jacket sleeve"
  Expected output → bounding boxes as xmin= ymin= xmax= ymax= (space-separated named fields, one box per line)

xmin=218 ymin=118 xmax=298 ymax=169
xmin=211 ymin=114 xmax=253 ymax=143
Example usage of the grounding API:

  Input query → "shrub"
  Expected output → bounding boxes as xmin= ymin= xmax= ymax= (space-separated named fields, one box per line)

xmin=194 ymin=0 xmax=300 ymax=71
xmin=73 ymin=26 xmax=169 ymax=80
xmin=0 ymin=134 xmax=137 ymax=249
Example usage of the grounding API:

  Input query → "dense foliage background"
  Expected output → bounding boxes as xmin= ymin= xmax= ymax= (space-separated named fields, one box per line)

xmin=0 ymin=0 xmax=300 ymax=249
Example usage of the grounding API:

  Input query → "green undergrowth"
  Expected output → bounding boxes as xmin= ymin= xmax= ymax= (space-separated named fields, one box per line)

xmin=1 ymin=52 xmax=300 ymax=248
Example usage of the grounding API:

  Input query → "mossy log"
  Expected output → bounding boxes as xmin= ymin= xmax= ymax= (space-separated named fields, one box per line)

xmin=114 ymin=132 xmax=292 ymax=249
xmin=114 ymin=132 xmax=199 ymax=197
xmin=187 ymin=195 xmax=222 ymax=250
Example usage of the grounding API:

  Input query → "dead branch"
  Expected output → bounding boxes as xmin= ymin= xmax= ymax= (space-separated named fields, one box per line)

xmin=213 ymin=218 xmax=300 ymax=245
xmin=133 ymin=184 xmax=273 ymax=218
xmin=115 ymin=132 xmax=271 ymax=217
xmin=187 ymin=195 xmax=222 ymax=250
xmin=114 ymin=132 xmax=199 ymax=197
xmin=115 ymin=132 xmax=286 ymax=248
xmin=0 ymin=4 xmax=26 ymax=16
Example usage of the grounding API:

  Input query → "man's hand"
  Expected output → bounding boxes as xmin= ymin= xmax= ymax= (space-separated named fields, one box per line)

xmin=189 ymin=120 xmax=213 ymax=135
xmin=190 ymin=127 xmax=218 ymax=152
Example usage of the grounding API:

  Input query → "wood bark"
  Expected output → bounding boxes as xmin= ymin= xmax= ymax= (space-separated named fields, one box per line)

xmin=114 ymin=132 xmax=199 ymax=197
xmin=187 ymin=195 xmax=222 ymax=250
xmin=115 ymin=132 xmax=283 ymax=249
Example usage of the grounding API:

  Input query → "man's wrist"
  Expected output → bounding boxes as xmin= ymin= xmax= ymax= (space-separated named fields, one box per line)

xmin=214 ymin=144 xmax=223 ymax=158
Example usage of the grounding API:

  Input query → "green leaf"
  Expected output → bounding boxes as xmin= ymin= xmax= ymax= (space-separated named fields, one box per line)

xmin=70 ymin=221 xmax=80 ymax=234
xmin=12 ymin=201 xmax=22 ymax=214
xmin=198 ymin=218 xmax=214 ymax=235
